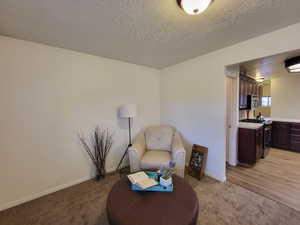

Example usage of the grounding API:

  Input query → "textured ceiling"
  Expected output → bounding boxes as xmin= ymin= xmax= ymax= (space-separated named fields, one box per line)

xmin=1 ymin=0 xmax=300 ymax=68
xmin=240 ymin=49 xmax=300 ymax=79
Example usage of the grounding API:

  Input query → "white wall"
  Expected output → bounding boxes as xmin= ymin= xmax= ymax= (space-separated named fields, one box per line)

xmin=161 ymin=22 xmax=300 ymax=182
xmin=0 ymin=36 xmax=160 ymax=210
xmin=3 ymin=21 xmax=300 ymax=211
xmin=272 ymin=74 xmax=300 ymax=119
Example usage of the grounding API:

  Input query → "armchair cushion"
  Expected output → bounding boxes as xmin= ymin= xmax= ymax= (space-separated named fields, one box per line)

xmin=140 ymin=151 xmax=171 ymax=169
xmin=129 ymin=125 xmax=186 ymax=177
xmin=145 ymin=126 xmax=174 ymax=152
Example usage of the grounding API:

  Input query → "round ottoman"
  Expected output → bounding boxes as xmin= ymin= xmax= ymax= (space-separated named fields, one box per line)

xmin=107 ymin=175 xmax=199 ymax=225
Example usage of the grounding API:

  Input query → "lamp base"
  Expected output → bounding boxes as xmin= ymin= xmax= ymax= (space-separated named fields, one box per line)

xmin=116 ymin=144 xmax=131 ymax=173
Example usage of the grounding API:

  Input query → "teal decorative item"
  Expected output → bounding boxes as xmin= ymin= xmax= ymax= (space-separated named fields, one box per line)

xmin=131 ymin=172 xmax=173 ymax=192
xmin=160 ymin=176 xmax=172 ymax=187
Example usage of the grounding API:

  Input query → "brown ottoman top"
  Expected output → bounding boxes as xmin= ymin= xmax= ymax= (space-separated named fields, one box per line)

xmin=106 ymin=175 xmax=199 ymax=225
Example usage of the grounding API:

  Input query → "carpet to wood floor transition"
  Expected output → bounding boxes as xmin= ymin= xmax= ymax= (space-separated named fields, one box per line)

xmin=0 ymin=173 xmax=300 ymax=225
xmin=227 ymin=148 xmax=300 ymax=212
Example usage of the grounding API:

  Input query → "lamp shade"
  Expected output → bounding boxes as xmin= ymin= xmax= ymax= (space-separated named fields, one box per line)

xmin=118 ymin=104 xmax=137 ymax=118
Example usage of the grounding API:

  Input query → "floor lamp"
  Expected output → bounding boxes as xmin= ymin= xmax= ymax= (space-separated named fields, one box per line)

xmin=116 ymin=104 xmax=137 ymax=172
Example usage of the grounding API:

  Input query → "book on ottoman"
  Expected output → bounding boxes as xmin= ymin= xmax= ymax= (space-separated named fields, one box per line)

xmin=128 ymin=171 xmax=158 ymax=189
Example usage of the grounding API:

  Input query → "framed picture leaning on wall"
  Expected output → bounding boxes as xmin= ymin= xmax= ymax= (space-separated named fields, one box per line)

xmin=188 ymin=144 xmax=208 ymax=180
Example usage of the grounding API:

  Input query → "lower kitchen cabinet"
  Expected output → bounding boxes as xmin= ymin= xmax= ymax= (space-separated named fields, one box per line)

xmin=272 ymin=121 xmax=300 ymax=153
xmin=290 ymin=123 xmax=300 ymax=153
xmin=272 ymin=122 xmax=290 ymax=150
xmin=238 ymin=126 xmax=264 ymax=166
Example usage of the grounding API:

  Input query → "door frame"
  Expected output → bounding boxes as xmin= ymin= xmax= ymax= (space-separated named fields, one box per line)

xmin=226 ymin=66 xmax=239 ymax=166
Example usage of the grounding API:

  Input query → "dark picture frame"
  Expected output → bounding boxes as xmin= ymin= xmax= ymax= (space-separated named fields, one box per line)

xmin=188 ymin=144 xmax=208 ymax=180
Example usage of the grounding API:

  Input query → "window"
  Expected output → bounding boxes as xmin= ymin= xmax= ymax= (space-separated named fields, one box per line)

xmin=261 ymin=96 xmax=271 ymax=107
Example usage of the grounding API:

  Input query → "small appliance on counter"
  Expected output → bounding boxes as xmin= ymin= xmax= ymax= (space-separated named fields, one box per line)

xmin=256 ymin=112 xmax=264 ymax=122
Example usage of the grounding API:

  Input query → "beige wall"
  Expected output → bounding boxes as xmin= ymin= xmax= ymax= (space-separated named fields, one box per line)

xmin=262 ymin=83 xmax=271 ymax=96
xmin=161 ymin=22 xmax=300 ymax=182
xmin=255 ymin=83 xmax=271 ymax=117
xmin=0 ymin=36 xmax=160 ymax=210
xmin=272 ymin=74 xmax=300 ymax=119
xmin=255 ymin=106 xmax=271 ymax=117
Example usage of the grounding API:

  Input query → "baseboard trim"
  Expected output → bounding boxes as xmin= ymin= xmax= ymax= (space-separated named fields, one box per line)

xmin=0 ymin=175 xmax=93 ymax=212
xmin=185 ymin=163 xmax=226 ymax=182
xmin=0 ymin=166 xmax=118 ymax=212
xmin=205 ymin=170 xmax=226 ymax=182
xmin=0 ymin=167 xmax=225 ymax=211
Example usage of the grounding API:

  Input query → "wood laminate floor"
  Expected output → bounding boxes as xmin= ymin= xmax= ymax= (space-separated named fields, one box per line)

xmin=227 ymin=148 xmax=300 ymax=212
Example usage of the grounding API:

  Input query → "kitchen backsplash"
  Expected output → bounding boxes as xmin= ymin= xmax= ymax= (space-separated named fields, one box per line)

xmin=239 ymin=110 xmax=255 ymax=120
xmin=239 ymin=108 xmax=271 ymax=120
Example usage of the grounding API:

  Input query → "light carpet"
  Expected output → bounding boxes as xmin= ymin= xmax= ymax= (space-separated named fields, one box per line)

xmin=0 ymin=174 xmax=299 ymax=225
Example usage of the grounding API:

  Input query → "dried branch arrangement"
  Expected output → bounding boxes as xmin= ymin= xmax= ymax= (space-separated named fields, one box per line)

xmin=79 ymin=126 xmax=114 ymax=181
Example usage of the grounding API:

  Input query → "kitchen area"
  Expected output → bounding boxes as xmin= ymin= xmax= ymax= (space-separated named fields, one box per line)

xmin=238 ymin=74 xmax=272 ymax=166
xmin=237 ymin=57 xmax=300 ymax=167
xmin=227 ymin=49 xmax=300 ymax=212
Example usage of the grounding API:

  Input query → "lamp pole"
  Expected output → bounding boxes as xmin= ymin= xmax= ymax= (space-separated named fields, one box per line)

xmin=116 ymin=117 xmax=132 ymax=172
xmin=128 ymin=117 xmax=132 ymax=147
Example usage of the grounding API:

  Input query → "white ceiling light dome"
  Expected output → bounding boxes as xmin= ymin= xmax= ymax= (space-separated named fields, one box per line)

xmin=177 ymin=0 xmax=212 ymax=15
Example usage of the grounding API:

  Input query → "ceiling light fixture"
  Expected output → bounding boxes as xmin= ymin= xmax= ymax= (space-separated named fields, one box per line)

xmin=177 ymin=0 xmax=212 ymax=15
xmin=285 ymin=56 xmax=300 ymax=73
xmin=255 ymin=77 xmax=265 ymax=82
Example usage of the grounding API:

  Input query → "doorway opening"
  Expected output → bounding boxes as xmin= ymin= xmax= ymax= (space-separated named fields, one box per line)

xmin=225 ymin=72 xmax=238 ymax=166
xmin=225 ymin=48 xmax=300 ymax=211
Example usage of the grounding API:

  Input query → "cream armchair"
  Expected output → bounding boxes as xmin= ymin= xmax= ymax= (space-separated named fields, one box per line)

xmin=128 ymin=126 xmax=186 ymax=177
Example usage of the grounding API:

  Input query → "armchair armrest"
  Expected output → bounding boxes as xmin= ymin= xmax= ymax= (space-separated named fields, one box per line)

xmin=172 ymin=132 xmax=186 ymax=177
xmin=128 ymin=132 xmax=146 ymax=172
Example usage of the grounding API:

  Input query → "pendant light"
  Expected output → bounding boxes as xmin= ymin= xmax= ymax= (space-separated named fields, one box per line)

xmin=177 ymin=0 xmax=212 ymax=15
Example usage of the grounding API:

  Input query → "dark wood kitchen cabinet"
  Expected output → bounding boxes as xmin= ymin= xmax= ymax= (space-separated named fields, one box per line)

xmin=290 ymin=123 xmax=300 ymax=153
xmin=239 ymin=78 xmax=247 ymax=109
xmin=272 ymin=121 xmax=300 ymax=153
xmin=238 ymin=126 xmax=264 ymax=166
xmin=239 ymin=75 xmax=262 ymax=110
xmin=256 ymin=127 xmax=264 ymax=159
xmin=258 ymin=86 xmax=263 ymax=105
xmin=272 ymin=122 xmax=291 ymax=150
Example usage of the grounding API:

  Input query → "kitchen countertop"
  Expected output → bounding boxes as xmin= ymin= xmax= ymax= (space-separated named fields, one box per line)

xmin=266 ymin=118 xmax=300 ymax=123
xmin=238 ymin=118 xmax=300 ymax=129
xmin=238 ymin=122 xmax=264 ymax=129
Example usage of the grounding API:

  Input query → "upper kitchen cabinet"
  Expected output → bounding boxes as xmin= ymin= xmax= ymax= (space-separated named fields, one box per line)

xmin=239 ymin=78 xmax=247 ymax=109
xmin=239 ymin=75 xmax=262 ymax=110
